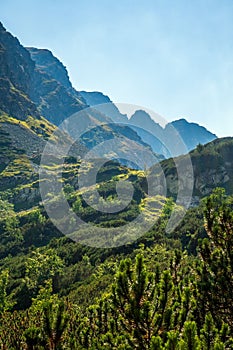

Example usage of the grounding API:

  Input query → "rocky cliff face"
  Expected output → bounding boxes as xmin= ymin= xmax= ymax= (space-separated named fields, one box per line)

xmin=0 ymin=23 xmax=34 ymax=95
xmin=27 ymin=47 xmax=87 ymax=124
xmin=191 ymin=138 xmax=233 ymax=197
xmin=0 ymin=22 xmax=87 ymax=125
xmin=27 ymin=47 xmax=73 ymax=91
xmin=0 ymin=22 xmax=89 ymax=208
xmin=0 ymin=22 xmax=39 ymax=120
xmin=27 ymin=49 xmax=87 ymax=125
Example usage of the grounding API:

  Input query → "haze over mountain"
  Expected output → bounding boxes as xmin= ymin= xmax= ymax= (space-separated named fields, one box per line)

xmin=82 ymin=93 xmax=217 ymax=156
xmin=1 ymin=22 xmax=164 ymax=171
xmin=129 ymin=110 xmax=217 ymax=156
xmin=0 ymin=20 xmax=229 ymax=210
xmin=18 ymin=27 xmax=217 ymax=158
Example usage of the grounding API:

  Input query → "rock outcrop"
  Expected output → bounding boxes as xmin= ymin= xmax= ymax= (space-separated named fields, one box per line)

xmin=149 ymin=137 xmax=233 ymax=206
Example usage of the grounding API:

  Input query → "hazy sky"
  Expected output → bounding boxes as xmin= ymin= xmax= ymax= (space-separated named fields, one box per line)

xmin=1 ymin=0 xmax=233 ymax=137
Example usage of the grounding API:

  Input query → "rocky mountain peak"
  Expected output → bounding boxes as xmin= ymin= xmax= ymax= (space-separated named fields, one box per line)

xmin=27 ymin=47 xmax=73 ymax=91
xmin=0 ymin=22 xmax=39 ymax=120
xmin=165 ymin=118 xmax=217 ymax=152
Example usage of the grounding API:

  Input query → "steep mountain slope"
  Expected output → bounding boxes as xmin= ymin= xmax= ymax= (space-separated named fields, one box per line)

xmin=130 ymin=109 xmax=164 ymax=139
xmin=26 ymin=47 xmax=87 ymax=124
xmin=26 ymin=47 xmax=126 ymax=126
xmin=26 ymin=47 xmax=161 ymax=164
xmin=25 ymin=36 xmax=216 ymax=160
xmin=129 ymin=110 xmax=169 ymax=156
xmin=0 ymin=112 xmax=86 ymax=209
xmin=149 ymin=137 xmax=233 ymax=206
xmin=0 ymin=23 xmax=162 ymax=170
xmin=0 ymin=22 xmax=87 ymax=125
xmin=28 ymin=58 xmax=86 ymax=125
xmin=27 ymin=47 xmax=75 ymax=92
xmin=0 ymin=23 xmax=88 ymax=209
xmin=0 ymin=22 xmax=39 ymax=120
xmin=0 ymin=21 xmax=228 ymax=211
xmin=190 ymin=137 xmax=233 ymax=197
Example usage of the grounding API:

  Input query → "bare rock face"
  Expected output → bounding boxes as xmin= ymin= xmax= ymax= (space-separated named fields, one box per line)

xmin=195 ymin=167 xmax=230 ymax=195
xmin=0 ymin=22 xmax=87 ymax=124
xmin=27 ymin=47 xmax=87 ymax=124
xmin=0 ymin=22 xmax=39 ymax=120
xmin=27 ymin=47 xmax=73 ymax=91
xmin=0 ymin=23 xmax=34 ymax=95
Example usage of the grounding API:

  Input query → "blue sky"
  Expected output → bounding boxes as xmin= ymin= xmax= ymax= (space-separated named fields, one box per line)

xmin=1 ymin=0 xmax=233 ymax=137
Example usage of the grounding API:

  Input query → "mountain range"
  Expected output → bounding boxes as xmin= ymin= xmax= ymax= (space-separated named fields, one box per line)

xmin=0 ymin=22 xmax=217 ymax=159
xmin=1 ymin=21 xmax=233 ymax=347
xmin=0 ymin=21 xmax=231 ymax=213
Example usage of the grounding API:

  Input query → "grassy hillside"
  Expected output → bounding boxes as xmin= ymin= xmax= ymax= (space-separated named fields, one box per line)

xmin=1 ymin=21 xmax=233 ymax=350
xmin=149 ymin=137 xmax=233 ymax=206
xmin=1 ymin=117 xmax=233 ymax=348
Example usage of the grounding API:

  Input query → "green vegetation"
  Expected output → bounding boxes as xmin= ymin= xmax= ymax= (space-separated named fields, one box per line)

xmin=2 ymin=20 xmax=233 ymax=348
xmin=1 ymin=110 xmax=233 ymax=348
xmin=0 ymin=188 xmax=232 ymax=348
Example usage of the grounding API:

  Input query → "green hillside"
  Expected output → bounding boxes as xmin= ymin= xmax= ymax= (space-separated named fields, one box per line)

xmin=1 ymin=21 xmax=233 ymax=349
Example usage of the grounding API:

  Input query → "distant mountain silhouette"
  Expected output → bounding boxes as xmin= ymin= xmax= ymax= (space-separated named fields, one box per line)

xmin=78 ymin=91 xmax=217 ymax=157
xmin=0 ymin=20 xmax=217 ymax=162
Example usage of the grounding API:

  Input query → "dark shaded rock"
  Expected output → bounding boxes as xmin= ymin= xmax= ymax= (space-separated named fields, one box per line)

xmin=27 ymin=47 xmax=73 ymax=90
xmin=0 ymin=22 xmax=87 ymax=125
xmin=26 ymin=47 xmax=87 ymax=124
xmin=0 ymin=22 xmax=39 ymax=120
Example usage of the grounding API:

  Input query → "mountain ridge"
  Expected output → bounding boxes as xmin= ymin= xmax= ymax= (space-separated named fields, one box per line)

xmin=79 ymin=91 xmax=217 ymax=156
xmin=0 ymin=23 xmax=163 ymax=168
xmin=0 ymin=20 xmax=229 ymax=211
xmin=26 ymin=39 xmax=216 ymax=157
